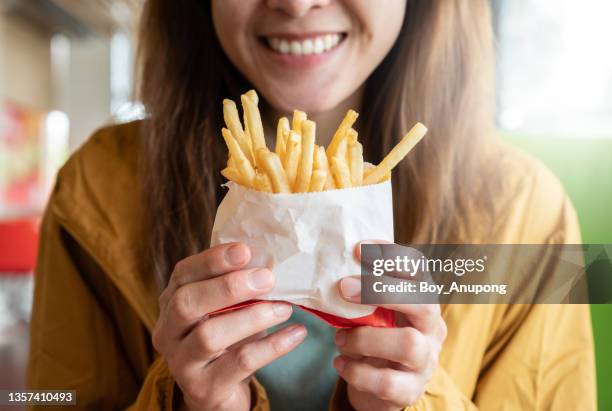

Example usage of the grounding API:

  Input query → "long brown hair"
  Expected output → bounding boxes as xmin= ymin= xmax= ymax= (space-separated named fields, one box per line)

xmin=138 ymin=1 xmax=499 ymax=285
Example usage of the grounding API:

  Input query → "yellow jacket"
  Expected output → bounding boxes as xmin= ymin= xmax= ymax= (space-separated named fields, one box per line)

xmin=27 ymin=121 xmax=596 ymax=410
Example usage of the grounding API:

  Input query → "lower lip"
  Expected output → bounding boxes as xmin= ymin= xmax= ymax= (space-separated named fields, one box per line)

xmin=258 ymin=36 xmax=346 ymax=69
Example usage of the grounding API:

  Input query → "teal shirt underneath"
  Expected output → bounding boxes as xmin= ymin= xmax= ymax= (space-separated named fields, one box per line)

xmin=256 ymin=307 xmax=339 ymax=410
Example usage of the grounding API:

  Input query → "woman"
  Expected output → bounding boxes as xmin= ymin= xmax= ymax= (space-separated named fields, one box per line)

xmin=28 ymin=1 xmax=596 ymax=410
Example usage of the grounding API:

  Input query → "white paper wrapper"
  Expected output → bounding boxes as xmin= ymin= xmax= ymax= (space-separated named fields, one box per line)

xmin=211 ymin=181 xmax=394 ymax=318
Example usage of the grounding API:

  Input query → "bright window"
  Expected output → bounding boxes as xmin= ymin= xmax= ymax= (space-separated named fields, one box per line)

xmin=495 ymin=0 xmax=612 ymax=137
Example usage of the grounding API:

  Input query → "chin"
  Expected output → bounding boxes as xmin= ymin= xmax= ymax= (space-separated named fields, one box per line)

xmin=262 ymin=81 xmax=348 ymax=114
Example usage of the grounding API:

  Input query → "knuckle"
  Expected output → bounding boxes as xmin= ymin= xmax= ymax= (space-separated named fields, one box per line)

xmin=377 ymin=370 xmax=399 ymax=401
xmin=235 ymin=346 xmax=257 ymax=374
xmin=402 ymin=326 xmax=420 ymax=344
xmin=151 ymin=325 xmax=165 ymax=353
xmin=169 ymin=288 xmax=193 ymax=322
xmin=171 ymin=260 xmax=187 ymax=282
xmin=157 ymin=289 xmax=169 ymax=309
xmin=349 ymin=328 xmax=368 ymax=352
xmin=421 ymin=303 xmax=437 ymax=318
xmin=406 ymin=386 xmax=424 ymax=406
xmin=221 ymin=273 xmax=243 ymax=300
xmin=195 ymin=321 xmax=222 ymax=354
xmin=343 ymin=361 xmax=360 ymax=384
xmin=269 ymin=334 xmax=289 ymax=356
xmin=251 ymin=304 xmax=273 ymax=324
xmin=399 ymin=328 xmax=420 ymax=361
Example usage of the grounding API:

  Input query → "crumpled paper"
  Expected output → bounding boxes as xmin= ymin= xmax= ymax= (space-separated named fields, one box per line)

xmin=211 ymin=180 xmax=395 ymax=319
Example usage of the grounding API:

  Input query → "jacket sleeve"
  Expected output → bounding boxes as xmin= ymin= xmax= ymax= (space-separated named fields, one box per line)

xmin=27 ymin=208 xmax=174 ymax=410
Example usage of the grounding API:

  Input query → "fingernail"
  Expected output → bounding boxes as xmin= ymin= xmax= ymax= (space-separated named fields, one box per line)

xmin=335 ymin=330 xmax=346 ymax=347
xmin=333 ymin=356 xmax=345 ymax=372
xmin=286 ymin=325 xmax=307 ymax=344
xmin=273 ymin=303 xmax=292 ymax=317
xmin=226 ymin=244 xmax=248 ymax=266
xmin=340 ymin=277 xmax=361 ymax=299
xmin=248 ymin=268 xmax=274 ymax=290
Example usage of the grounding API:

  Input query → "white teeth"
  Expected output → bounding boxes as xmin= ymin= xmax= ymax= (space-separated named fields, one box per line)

xmin=324 ymin=34 xmax=333 ymax=50
xmin=265 ymin=34 xmax=343 ymax=55
xmin=302 ymin=39 xmax=313 ymax=54
xmin=290 ymin=41 xmax=302 ymax=55
xmin=279 ymin=39 xmax=290 ymax=54
xmin=314 ymin=37 xmax=324 ymax=54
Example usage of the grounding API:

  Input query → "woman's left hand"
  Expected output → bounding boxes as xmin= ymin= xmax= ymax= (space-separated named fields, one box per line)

xmin=333 ymin=243 xmax=447 ymax=411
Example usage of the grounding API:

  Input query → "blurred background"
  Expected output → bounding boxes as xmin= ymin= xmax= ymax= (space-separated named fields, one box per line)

xmin=0 ymin=0 xmax=610 ymax=409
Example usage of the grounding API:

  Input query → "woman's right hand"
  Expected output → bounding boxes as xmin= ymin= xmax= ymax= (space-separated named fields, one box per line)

xmin=152 ymin=242 xmax=306 ymax=411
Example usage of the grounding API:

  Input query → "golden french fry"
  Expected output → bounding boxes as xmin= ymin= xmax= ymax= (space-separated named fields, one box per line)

xmin=242 ymin=90 xmax=258 ymax=144
xmin=257 ymin=149 xmax=291 ymax=193
xmin=223 ymin=99 xmax=254 ymax=165
xmin=363 ymin=123 xmax=427 ymax=185
xmin=330 ymin=156 xmax=352 ymax=188
xmin=246 ymin=89 xmax=259 ymax=105
xmin=313 ymin=146 xmax=335 ymax=189
xmin=241 ymin=93 xmax=266 ymax=159
xmin=275 ymin=117 xmax=290 ymax=158
xmin=282 ymin=131 xmax=301 ymax=188
xmin=335 ymin=134 xmax=349 ymax=161
xmin=295 ymin=120 xmax=316 ymax=192
xmin=221 ymin=128 xmax=255 ymax=185
xmin=327 ymin=110 xmax=358 ymax=158
xmin=292 ymin=110 xmax=307 ymax=134
xmin=349 ymin=141 xmax=364 ymax=186
xmin=227 ymin=154 xmax=235 ymax=169
xmin=346 ymin=128 xmax=358 ymax=144
xmin=381 ymin=171 xmax=391 ymax=181
xmin=309 ymin=170 xmax=327 ymax=192
xmin=221 ymin=166 xmax=247 ymax=187
xmin=253 ymin=171 xmax=272 ymax=192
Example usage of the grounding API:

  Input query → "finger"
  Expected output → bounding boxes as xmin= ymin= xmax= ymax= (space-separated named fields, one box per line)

xmin=335 ymin=327 xmax=430 ymax=371
xmin=334 ymin=356 xmax=421 ymax=405
xmin=337 ymin=277 xmax=442 ymax=335
xmin=207 ymin=324 xmax=307 ymax=389
xmin=169 ymin=242 xmax=251 ymax=290
xmin=353 ymin=239 xmax=390 ymax=262
xmin=176 ymin=302 xmax=293 ymax=366
xmin=161 ymin=267 xmax=275 ymax=340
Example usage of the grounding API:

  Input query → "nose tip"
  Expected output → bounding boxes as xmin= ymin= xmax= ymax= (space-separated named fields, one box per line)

xmin=266 ymin=0 xmax=331 ymax=18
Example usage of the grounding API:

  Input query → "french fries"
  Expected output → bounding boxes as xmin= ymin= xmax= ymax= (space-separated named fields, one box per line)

xmin=349 ymin=141 xmax=364 ymax=186
xmin=223 ymin=99 xmax=254 ymax=165
xmin=330 ymin=156 xmax=352 ymax=189
xmin=295 ymin=120 xmax=316 ymax=192
xmin=275 ymin=117 xmax=290 ymax=158
xmin=309 ymin=170 xmax=327 ymax=192
xmin=257 ymin=148 xmax=291 ymax=193
xmin=283 ymin=131 xmax=301 ymax=188
xmin=219 ymin=90 xmax=427 ymax=193
xmin=241 ymin=94 xmax=266 ymax=161
xmin=221 ymin=128 xmax=255 ymax=186
xmin=314 ymin=146 xmax=335 ymax=189
xmin=362 ymin=123 xmax=428 ymax=185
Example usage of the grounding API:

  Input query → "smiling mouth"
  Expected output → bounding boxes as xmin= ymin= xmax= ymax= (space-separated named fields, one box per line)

xmin=261 ymin=33 xmax=347 ymax=56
